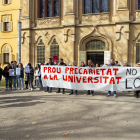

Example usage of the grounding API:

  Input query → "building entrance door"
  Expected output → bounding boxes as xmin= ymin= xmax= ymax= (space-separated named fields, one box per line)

xmin=87 ymin=52 xmax=104 ymax=65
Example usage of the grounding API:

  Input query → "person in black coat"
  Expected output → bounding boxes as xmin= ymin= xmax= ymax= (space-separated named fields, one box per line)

xmin=56 ymin=58 xmax=67 ymax=94
xmin=80 ymin=61 xmax=86 ymax=67
xmin=86 ymin=60 xmax=95 ymax=96
xmin=3 ymin=63 xmax=12 ymax=90
xmin=0 ymin=63 xmax=3 ymax=86
xmin=27 ymin=63 xmax=34 ymax=91
xmin=45 ymin=58 xmax=54 ymax=93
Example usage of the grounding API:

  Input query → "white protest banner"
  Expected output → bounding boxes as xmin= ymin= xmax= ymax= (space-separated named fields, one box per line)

xmin=9 ymin=69 xmax=15 ymax=76
xmin=41 ymin=66 xmax=140 ymax=91
xmin=16 ymin=68 xmax=21 ymax=76
xmin=25 ymin=66 xmax=30 ymax=73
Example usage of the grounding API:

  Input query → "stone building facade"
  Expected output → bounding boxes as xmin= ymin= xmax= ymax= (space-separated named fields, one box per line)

xmin=21 ymin=0 xmax=140 ymax=67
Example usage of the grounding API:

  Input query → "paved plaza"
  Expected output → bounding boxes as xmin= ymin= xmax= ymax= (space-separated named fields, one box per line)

xmin=0 ymin=88 xmax=140 ymax=140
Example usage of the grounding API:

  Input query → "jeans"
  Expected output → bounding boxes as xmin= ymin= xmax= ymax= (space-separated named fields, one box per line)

xmin=5 ymin=77 xmax=11 ymax=88
xmin=108 ymin=91 xmax=116 ymax=95
xmin=13 ymin=76 xmax=17 ymax=88
xmin=36 ymin=78 xmax=41 ymax=88
xmin=87 ymin=90 xmax=94 ymax=94
xmin=18 ymin=78 xmax=24 ymax=89
xmin=71 ymin=90 xmax=77 ymax=94
xmin=16 ymin=76 xmax=18 ymax=88
xmin=46 ymin=86 xmax=52 ymax=92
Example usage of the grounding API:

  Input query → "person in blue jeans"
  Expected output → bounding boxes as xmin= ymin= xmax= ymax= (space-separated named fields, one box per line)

xmin=3 ymin=63 xmax=12 ymax=90
xmin=45 ymin=58 xmax=53 ymax=93
xmin=69 ymin=61 xmax=78 ymax=95
xmin=106 ymin=58 xmax=119 ymax=98
xmin=34 ymin=64 xmax=41 ymax=90
xmin=17 ymin=63 xmax=24 ymax=90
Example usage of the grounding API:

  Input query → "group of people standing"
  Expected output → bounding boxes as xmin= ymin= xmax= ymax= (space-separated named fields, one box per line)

xmin=0 ymin=58 xmax=139 ymax=98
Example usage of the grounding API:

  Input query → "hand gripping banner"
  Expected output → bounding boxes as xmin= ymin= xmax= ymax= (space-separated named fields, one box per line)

xmin=41 ymin=66 xmax=140 ymax=91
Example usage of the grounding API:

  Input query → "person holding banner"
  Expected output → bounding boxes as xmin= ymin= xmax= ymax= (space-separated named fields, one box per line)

xmin=3 ymin=63 xmax=12 ymax=90
xmin=45 ymin=58 xmax=54 ymax=93
xmin=134 ymin=62 xmax=140 ymax=98
xmin=34 ymin=64 xmax=41 ymax=90
xmin=27 ymin=63 xmax=34 ymax=91
xmin=56 ymin=58 xmax=67 ymax=94
xmin=106 ymin=58 xmax=119 ymax=98
xmin=69 ymin=62 xmax=78 ymax=95
xmin=86 ymin=60 xmax=95 ymax=96
xmin=17 ymin=63 xmax=24 ymax=90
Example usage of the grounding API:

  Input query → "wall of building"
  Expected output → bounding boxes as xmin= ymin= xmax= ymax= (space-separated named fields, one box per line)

xmin=0 ymin=0 xmax=20 ymax=68
xmin=21 ymin=0 xmax=140 ymax=67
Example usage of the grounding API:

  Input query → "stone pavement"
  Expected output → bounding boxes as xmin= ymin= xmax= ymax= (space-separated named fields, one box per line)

xmin=0 ymin=88 xmax=140 ymax=140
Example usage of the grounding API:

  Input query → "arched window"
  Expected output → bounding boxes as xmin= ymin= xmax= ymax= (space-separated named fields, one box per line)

xmin=37 ymin=39 xmax=45 ymax=63
xmin=37 ymin=0 xmax=60 ymax=18
xmin=50 ymin=38 xmax=59 ymax=61
xmin=84 ymin=0 xmax=109 ymax=14
xmin=136 ymin=39 xmax=140 ymax=63
xmin=86 ymin=40 xmax=105 ymax=50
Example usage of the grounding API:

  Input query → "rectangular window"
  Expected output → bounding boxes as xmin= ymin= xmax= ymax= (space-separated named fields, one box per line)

xmin=4 ymin=53 xmax=9 ymax=64
xmin=4 ymin=22 xmax=9 ymax=31
xmin=83 ymin=0 xmax=109 ymax=14
xmin=38 ymin=0 xmax=60 ymax=18
xmin=138 ymin=0 xmax=140 ymax=10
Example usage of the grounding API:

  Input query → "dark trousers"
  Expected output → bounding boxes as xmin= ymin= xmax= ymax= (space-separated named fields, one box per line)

xmin=135 ymin=91 xmax=139 ymax=98
xmin=58 ymin=88 xmax=65 ymax=92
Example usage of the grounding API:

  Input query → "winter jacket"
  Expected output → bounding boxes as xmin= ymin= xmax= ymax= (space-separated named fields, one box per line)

xmin=34 ymin=69 xmax=41 ymax=79
xmin=59 ymin=62 xmax=67 ymax=66
xmin=3 ymin=66 xmax=12 ymax=77
xmin=0 ymin=68 xmax=3 ymax=80
xmin=19 ymin=67 xmax=24 ymax=78
xmin=46 ymin=62 xmax=54 ymax=65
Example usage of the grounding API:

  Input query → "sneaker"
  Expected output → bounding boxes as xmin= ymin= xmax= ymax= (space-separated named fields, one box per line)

xmin=35 ymin=88 xmax=38 ymax=90
xmin=5 ymin=88 xmax=8 ymax=90
xmin=38 ymin=88 xmax=40 ymax=91
xmin=106 ymin=94 xmax=111 ymax=97
xmin=13 ymin=87 xmax=16 ymax=90
xmin=62 ymin=91 xmax=65 ymax=94
xmin=48 ymin=91 xmax=52 ymax=93
xmin=114 ymin=94 xmax=118 ymax=98
xmin=31 ymin=88 xmax=33 ymax=91
xmin=45 ymin=90 xmax=48 ymax=92
xmin=69 ymin=93 xmax=73 ymax=95
xmin=56 ymin=91 xmax=60 ymax=93
xmin=21 ymin=88 xmax=24 ymax=90
xmin=28 ymin=88 xmax=31 ymax=90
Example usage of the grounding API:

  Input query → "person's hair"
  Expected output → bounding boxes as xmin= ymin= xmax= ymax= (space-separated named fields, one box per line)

xmin=28 ymin=63 xmax=31 ymax=67
xmin=18 ymin=63 xmax=23 ymax=67
xmin=110 ymin=58 xmax=115 ymax=61
xmin=81 ymin=61 xmax=84 ymax=63
xmin=11 ymin=61 xmax=13 ymax=64
xmin=60 ymin=58 xmax=63 ymax=61
xmin=96 ymin=63 xmax=100 ymax=67
xmin=115 ymin=61 xmax=118 ymax=64
xmin=36 ymin=64 xmax=40 ymax=69
xmin=88 ymin=59 xmax=92 ymax=62
xmin=48 ymin=58 xmax=52 ymax=62
xmin=41 ymin=63 xmax=44 ymax=65
xmin=7 ymin=63 xmax=10 ymax=65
